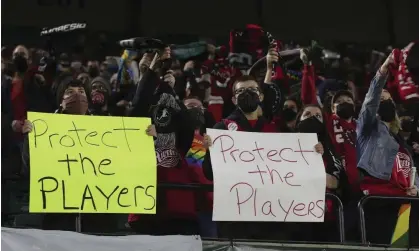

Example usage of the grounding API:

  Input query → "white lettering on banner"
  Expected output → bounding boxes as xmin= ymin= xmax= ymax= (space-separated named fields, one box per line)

xmin=207 ymin=129 xmax=326 ymax=222
xmin=2 ymin=0 xmax=128 ymax=32
xmin=40 ymin=23 xmax=87 ymax=36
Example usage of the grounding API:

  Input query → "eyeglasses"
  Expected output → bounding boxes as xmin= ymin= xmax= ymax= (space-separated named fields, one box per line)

xmin=234 ymin=87 xmax=260 ymax=95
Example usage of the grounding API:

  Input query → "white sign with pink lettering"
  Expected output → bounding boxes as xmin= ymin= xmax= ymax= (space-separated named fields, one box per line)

xmin=207 ymin=129 xmax=326 ymax=222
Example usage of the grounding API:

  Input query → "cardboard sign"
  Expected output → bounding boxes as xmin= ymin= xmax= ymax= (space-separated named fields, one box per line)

xmin=207 ymin=129 xmax=326 ymax=222
xmin=28 ymin=112 xmax=157 ymax=214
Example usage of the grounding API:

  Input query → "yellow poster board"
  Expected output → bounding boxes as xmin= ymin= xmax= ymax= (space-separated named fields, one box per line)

xmin=28 ymin=112 xmax=157 ymax=214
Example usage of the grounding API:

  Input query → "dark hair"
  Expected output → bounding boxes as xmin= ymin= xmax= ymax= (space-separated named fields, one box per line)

xmin=295 ymin=104 xmax=342 ymax=175
xmin=295 ymin=104 xmax=326 ymax=126
xmin=55 ymin=75 xmax=89 ymax=106
xmin=284 ymin=97 xmax=301 ymax=111
xmin=232 ymin=75 xmax=260 ymax=93
xmin=331 ymin=90 xmax=354 ymax=105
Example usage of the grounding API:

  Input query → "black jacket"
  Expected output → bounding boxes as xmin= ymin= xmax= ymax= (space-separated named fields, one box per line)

xmin=128 ymin=68 xmax=195 ymax=155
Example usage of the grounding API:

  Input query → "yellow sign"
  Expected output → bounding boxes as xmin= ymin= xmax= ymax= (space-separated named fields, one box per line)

xmin=28 ymin=112 xmax=157 ymax=214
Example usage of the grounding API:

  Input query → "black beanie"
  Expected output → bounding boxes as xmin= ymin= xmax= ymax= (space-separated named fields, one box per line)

xmin=90 ymin=75 xmax=112 ymax=94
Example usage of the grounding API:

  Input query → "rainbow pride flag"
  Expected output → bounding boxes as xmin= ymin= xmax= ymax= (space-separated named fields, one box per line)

xmin=391 ymin=203 xmax=411 ymax=247
xmin=185 ymin=132 xmax=206 ymax=168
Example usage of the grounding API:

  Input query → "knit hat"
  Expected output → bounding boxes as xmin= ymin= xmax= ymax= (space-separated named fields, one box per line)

xmin=90 ymin=75 xmax=112 ymax=94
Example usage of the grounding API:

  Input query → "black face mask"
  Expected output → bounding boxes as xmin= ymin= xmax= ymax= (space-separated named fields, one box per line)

xmin=237 ymin=90 xmax=260 ymax=113
xmin=13 ymin=55 xmax=28 ymax=73
xmin=336 ymin=102 xmax=355 ymax=120
xmin=378 ymin=99 xmax=396 ymax=122
xmin=187 ymin=108 xmax=205 ymax=129
xmin=282 ymin=108 xmax=297 ymax=122
xmin=401 ymin=118 xmax=413 ymax=132
xmin=297 ymin=116 xmax=325 ymax=134
xmin=88 ymin=67 xmax=99 ymax=78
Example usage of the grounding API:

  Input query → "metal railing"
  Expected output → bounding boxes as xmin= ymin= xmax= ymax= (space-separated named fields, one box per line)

xmin=3 ymin=181 xmax=345 ymax=243
xmin=80 ymin=183 xmax=346 ymax=243
xmin=358 ymin=195 xmax=419 ymax=245
xmin=158 ymin=183 xmax=346 ymax=243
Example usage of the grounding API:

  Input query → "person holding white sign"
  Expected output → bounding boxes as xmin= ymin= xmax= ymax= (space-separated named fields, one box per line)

xmin=295 ymin=104 xmax=343 ymax=189
xmin=293 ymin=103 xmax=343 ymax=241
xmin=202 ymin=75 xmax=278 ymax=181
xmin=202 ymin=76 xmax=328 ymax=240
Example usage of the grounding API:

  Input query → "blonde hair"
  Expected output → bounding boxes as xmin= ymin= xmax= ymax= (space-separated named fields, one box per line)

xmin=257 ymin=105 xmax=263 ymax=117
xmin=389 ymin=114 xmax=401 ymax=135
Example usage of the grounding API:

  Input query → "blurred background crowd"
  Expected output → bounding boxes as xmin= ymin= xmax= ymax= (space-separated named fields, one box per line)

xmin=1 ymin=0 xmax=419 ymax=248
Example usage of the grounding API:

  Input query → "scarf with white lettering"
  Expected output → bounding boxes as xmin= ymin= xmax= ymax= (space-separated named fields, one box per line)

xmin=394 ymin=44 xmax=419 ymax=101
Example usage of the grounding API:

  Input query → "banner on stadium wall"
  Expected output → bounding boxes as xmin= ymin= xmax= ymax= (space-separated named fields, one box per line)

xmin=1 ymin=228 xmax=202 ymax=251
xmin=28 ymin=112 xmax=157 ymax=214
xmin=207 ymin=129 xmax=326 ymax=222
xmin=2 ymin=228 xmax=410 ymax=251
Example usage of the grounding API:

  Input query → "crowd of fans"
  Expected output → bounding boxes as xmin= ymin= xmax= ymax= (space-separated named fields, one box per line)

xmin=1 ymin=24 xmax=419 ymax=246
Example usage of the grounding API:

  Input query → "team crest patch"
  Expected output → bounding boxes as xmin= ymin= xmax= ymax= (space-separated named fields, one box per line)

xmin=155 ymin=145 xmax=180 ymax=168
xmin=396 ymin=152 xmax=411 ymax=178
xmin=153 ymin=106 xmax=171 ymax=128
xmin=227 ymin=122 xmax=238 ymax=131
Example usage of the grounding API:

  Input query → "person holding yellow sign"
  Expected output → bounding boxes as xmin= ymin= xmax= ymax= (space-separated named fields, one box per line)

xmin=22 ymin=76 xmax=157 ymax=232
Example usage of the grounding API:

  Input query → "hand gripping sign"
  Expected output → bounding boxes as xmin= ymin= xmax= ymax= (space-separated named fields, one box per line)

xmin=28 ymin=112 xmax=157 ymax=214
xmin=207 ymin=129 xmax=326 ymax=222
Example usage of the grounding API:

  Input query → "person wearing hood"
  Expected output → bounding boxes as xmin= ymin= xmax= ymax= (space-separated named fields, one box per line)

xmin=128 ymin=47 xmax=200 ymax=236
xmin=89 ymin=76 xmax=112 ymax=115
xmin=356 ymin=52 xmax=419 ymax=245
